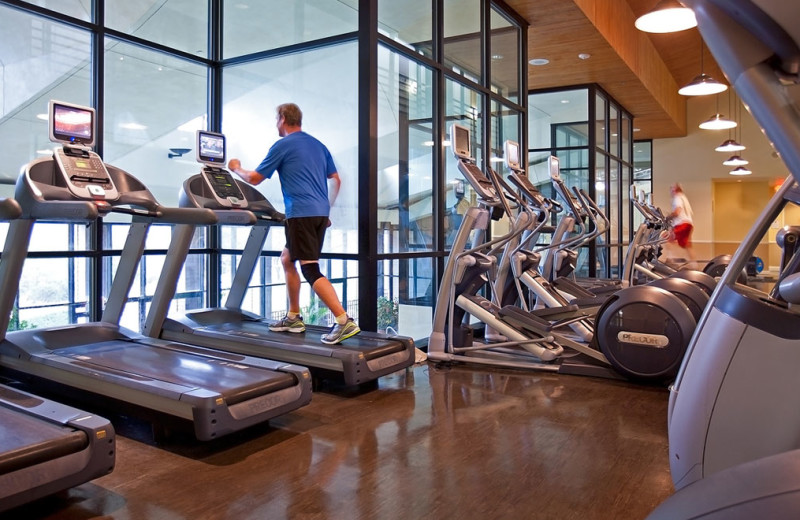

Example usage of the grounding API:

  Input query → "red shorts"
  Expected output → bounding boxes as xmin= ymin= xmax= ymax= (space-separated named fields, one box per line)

xmin=672 ymin=223 xmax=693 ymax=248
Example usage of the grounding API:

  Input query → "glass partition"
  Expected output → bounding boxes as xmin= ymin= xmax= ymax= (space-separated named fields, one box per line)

xmin=378 ymin=0 xmax=433 ymax=58
xmin=103 ymin=38 xmax=208 ymax=208
xmin=106 ymin=0 xmax=209 ymax=57
xmin=377 ymin=46 xmax=435 ymax=254
xmin=223 ymin=0 xmax=358 ymax=59
xmin=0 ymin=5 xmax=91 ymax=193
xmin=444 ymin=0 xmax=482 ymax=83
xmin=490 ymin=7 xmax=520 ymax=103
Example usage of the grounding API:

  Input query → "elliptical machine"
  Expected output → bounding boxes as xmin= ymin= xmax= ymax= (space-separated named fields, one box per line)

xmin=428 ymin=127 xmax=705 ymax=382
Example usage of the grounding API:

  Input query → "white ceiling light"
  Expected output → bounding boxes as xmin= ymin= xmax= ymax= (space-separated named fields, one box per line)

xmin=715 ymin=139 xmax=746 ymax=152
xmin=699 ymin=113 xmax=736 ymax=130
xmin=723 ymin=155 xmax=749 ymax=166
xmin=634 ymin=0 xmax=697 ymax=33
xmin=729 ymin=166 xmax=752 ymax=176
xmin=529 ymin=58 xmax=549 ymax=66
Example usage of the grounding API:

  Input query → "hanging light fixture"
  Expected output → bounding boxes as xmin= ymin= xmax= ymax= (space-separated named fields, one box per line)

xmin=635 ymin=0 xmax=697 ymax=33
xmin=679 ymin=37 xmax=727 ymax=96
xmin=715 ymin=91 xmax=746 ymax=151
xmin=715 ymin=139 xmax=746 ymax=152
xmin=729 ymin=166 xmax=752 ymax=176
xmin=723 ymin=155 xmax=749 ymax=166
xmin=700 ymin=93 xmax=737 ymax=130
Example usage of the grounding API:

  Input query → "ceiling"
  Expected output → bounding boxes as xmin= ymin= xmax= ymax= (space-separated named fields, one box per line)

xmin=505 ymin=0 xmax=728 ymax=139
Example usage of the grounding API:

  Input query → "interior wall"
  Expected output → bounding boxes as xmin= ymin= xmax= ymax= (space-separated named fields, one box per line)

xmin=651 ymin=92 xmax=791 ymax=264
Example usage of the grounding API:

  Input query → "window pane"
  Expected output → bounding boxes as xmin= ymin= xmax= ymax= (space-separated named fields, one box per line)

xmin=622 ymin=112 xmax=632 ymax=163
xmin=223 ymin=0 xmax=358 ymax=59
xmin=0 ymin=6 xmax=91 ymax=188
xmin=490 ymin=8 xmax=519 ymax=103
xmin=222 ymin=43 xmax=359 ymax=255
xmin=445 ymin=79 xmax=482 ymax=247
xmin=595 ymin=92 xmax=606 ymax=151
xmin=490 ymin=100 xmax=519 ymax=176
xmin=17 ymin=257 xmax=89 ymax=329
xmin=380 ymin=257 xmax=433 ymax=341
xmin=22 ymin=0 xmax=91 ymax=21
xmin=378 ymin=0 xmax=433 ymax=58
xmin=609 ymin=104 xmax=619 ymax=157
xmin=528 ymin=89 xmax=588 ymax=149
xmin=105 ymin=0 xmax=209 ymax=57
xmin=444 ymin=0 xmax=481 ymax=83
xmin=103 ymin=38 xmax=207 ymax=208
xmin=378 ymin=46 xmax=434 ymax=254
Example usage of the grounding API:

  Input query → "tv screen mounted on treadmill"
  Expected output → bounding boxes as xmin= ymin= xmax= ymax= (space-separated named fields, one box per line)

xmin=197 ymin=130 xmax=226 ymax=165
xmin=49 ymin=100 xmax=95 ymax=147
xmin=451 ymin=123 xmax=472 ymax=161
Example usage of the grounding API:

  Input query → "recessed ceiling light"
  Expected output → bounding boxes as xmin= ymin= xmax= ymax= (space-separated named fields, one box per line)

xmin=561 ymin=100 xmax=570 ymax=104
xmin=578 ymin=53 xmax=591 ymax=60
xmin=491 ymin=54 xmax=504 ymax=61
xmin=529 ymin=58 xmax=549 ymax=66
xmin=633 ymin=128 xmax=641 ymax=132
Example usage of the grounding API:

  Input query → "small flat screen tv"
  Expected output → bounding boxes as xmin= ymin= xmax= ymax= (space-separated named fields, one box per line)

xmin=49 ymin=100 xmax=95 ymax=147
xmin=197 ymin=130 xmax=226 ymax=165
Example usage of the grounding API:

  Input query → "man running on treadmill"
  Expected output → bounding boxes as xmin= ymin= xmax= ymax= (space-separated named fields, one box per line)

xmin=228 ymin=103 xmax=360 ymax=345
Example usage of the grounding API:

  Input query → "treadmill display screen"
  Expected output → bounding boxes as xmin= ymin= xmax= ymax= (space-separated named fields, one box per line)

xmin=197 ymin=130 xmax=226 ymax=165
xmin=50 ymin=101 xmax=95 ymax=146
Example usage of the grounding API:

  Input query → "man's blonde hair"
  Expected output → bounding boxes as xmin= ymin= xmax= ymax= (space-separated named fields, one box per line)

xmin=277 ymin=103 xmax=302 ymax=127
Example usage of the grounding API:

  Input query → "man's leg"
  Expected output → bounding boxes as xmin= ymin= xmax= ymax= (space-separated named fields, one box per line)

xmin=300 ymin=260 xmax=360 ymax=344
xmin=300 ymin=260 xmax=344 ymax=317
xmin=282 ymin=248 xmax=302 ymax=314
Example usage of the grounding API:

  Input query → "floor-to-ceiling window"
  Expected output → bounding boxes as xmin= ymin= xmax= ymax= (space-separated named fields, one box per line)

xmin=0 ymin=0 xmax=526 ymax=344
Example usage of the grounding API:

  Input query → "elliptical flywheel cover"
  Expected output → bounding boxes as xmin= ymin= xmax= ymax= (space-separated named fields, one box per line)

xmin=595 ymin=286 xmax=696 ymax=382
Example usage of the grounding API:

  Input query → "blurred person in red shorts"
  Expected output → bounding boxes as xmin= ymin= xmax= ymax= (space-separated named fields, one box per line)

xmin=669 ymin=183 xmax=695 ymax=267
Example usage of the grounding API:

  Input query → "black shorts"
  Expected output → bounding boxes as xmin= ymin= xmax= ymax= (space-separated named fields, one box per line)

xmin=285 ymin=216 xmax=328 ymax=261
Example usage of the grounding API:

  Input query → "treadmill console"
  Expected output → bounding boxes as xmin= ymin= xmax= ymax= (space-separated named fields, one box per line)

xmin=49 ymin=100 xmax=118 ymax=200
xmin=196 ymin=130 xmax=247 ymax=208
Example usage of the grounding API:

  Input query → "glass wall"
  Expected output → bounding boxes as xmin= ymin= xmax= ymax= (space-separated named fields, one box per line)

xmin=223 ymin=0 xmax=358 ymax=59
xmin=0 ymin=0 xmax=526 ymax=344
xmin=222 ymin=42 xmax=360 ymax=326
xmin=528 ymin=86 xmax=634 ymax=279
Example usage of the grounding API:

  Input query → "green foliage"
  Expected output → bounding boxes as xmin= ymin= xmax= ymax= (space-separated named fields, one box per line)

xmin=8 ymin=307 xmax=34 ymax=332
xmin=377 ymin=296 xmax=398 ymax=332
xmin=301 ymin=297 xmax=331 ymax=326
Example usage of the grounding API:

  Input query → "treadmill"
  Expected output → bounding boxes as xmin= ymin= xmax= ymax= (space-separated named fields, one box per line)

xmin=142 ymin=130 xmax=415 ymax=386
xmin=0 ymin=102 xmax=312 ymax=441
xmin=0 ymin=196 xmax=115 ymax=513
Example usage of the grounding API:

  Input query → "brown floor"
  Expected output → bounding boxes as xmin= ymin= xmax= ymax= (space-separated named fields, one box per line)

xmin=4 ymin=362 xmax=673 ymax=520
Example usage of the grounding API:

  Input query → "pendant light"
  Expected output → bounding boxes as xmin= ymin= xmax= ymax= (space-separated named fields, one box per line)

xmin=699 ymin=93 xmax=737 ymax=130
xmin=727 ymin=99 xmax=752 ymax=175
xmin=635 ymin=0 xmax=697 ymax=33
xmin=723 ymin=155 xmax=749 ymax=166
xmin=715 ymin=139 xmax=745 ymax=152
xmin=715 ymin=92 xmax=746 ymax=151
xmin=679 ymin=38 xmax=727 ymax=96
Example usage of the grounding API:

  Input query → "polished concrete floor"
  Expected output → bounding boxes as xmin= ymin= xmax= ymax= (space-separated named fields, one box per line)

xmin=4 ymin=362 xmax=673 ymax=520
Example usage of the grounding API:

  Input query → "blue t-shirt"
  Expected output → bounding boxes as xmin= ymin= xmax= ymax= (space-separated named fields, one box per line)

xmin=254 ymin=131 xmax=337 ymax=218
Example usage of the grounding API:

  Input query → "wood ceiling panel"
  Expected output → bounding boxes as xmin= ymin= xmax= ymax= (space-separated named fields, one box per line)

xmin=506 ymin=0 xmax=720 ymax=139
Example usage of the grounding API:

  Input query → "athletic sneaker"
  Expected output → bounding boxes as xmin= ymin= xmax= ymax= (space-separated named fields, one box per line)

xmin=321 ymin=317 xmax=361 ymax=345
xmin=269 ymin=315 xmax=306 ymax=333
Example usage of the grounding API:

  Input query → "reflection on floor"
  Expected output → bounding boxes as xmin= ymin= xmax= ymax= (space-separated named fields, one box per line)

xmin=5 ymin=363 xmax=672 ymax=520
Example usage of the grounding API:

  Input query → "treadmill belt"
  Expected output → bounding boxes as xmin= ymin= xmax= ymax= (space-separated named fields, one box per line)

xmin=46 ymin=340 xmax=297 ymax=401
xmin=199 ymin=321 xmax=406 ymax=360
xmin=0 ymin=406 xmax=87 ymax=475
